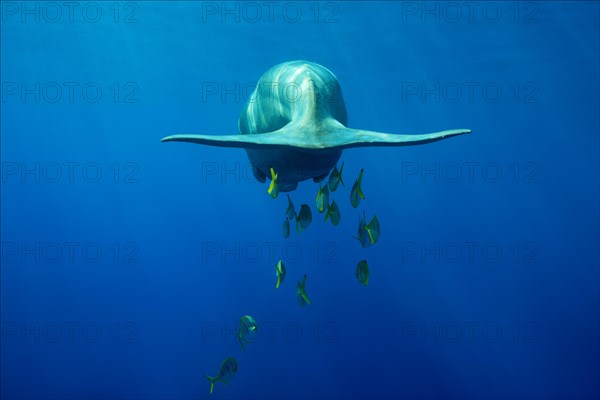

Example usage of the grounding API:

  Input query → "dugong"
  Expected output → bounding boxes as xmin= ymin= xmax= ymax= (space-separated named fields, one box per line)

xmin=162 ymin=60 xmax=471 ymax=192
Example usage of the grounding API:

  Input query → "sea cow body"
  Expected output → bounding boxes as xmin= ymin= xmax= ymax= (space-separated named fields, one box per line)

xmin=162 ymin=61 xmax=471 ymax=192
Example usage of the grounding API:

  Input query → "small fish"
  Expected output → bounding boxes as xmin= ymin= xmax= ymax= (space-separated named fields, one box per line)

xmin=365 ymin=214 xmax=380 ymax=245
xmin=283 ymin=218 xmax=290 ymax=238
xmin=355 ymin=212 xmax=370 ymax=247
xmin=295 ymin=204 xmax=312 ymax=232
xmin=355 ymin=211 xmax=380 ymax=248
xmin=267 ymin=167 xmax=279 ymax=199
xmin=285 ymin=194 xmax=295 ymax=220
xmin=236 ymin=316 xmax=258 ymax=351
xmin=275 ymin=259 xmax=286 ymax=288
xmin=316 ymin=184 xmax=329 ymax=213
xmin=355 ymin=259 xmax=369 ymax=286
xmin=296 ymin=274 xmax=311 ymax=307
xmin=350 ymin=169 xmax=365 ymax=208
xmin=205 ymin=357 xmax=238 ymax=394
xmin=324 ymin=199 xmax=341 ymax=226
xmin=328 ymin=162 xmax=345 ymax=192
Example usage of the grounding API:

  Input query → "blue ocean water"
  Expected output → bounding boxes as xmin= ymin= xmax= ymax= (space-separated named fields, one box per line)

xmin=1 ymin=1 xmax=599 ymax=399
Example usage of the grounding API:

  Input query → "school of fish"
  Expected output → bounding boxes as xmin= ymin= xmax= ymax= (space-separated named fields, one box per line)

xmin=273 ymin=161 xmax=378 ymax=296
xmin=205 ymin=162 xmax=379 ymax=394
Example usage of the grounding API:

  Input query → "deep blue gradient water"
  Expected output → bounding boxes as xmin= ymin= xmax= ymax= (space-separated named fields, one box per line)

xmin=1 ymin=2 xmax=599 ymax=399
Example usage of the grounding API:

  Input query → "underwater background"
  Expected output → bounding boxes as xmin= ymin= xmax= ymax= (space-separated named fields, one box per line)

xmin=1 ymin=1 xmax=599 ymax=399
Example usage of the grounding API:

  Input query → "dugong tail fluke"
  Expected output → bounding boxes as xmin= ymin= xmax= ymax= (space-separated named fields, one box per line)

xmin=161 ymin=121 xmax=471 ymax=150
